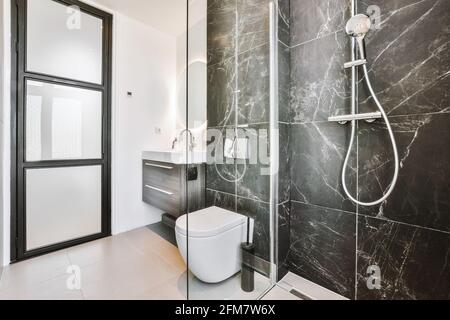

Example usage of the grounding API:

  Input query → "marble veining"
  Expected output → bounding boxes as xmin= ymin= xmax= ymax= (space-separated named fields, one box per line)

xmin=207 ymin=0 xmax=237 ymax=66
xmin=290 ymin=0 xmax=351 ymax=47
xmin=207 ymin=0 xmax=450 ymax=300
xmin=287 ymin=202 xmax=356 ymax=298
xmin=283 ymin=0 xmax=450 ymax=300
xmin=358 ymin=113 xmax=450 ymax=232
xmin=207 ymin=57 xmax=236 ymax=127
xmin=277 ymin=123 xmax=291 ymax=203
xmin=237 ymin=0 xmax=270 ymax=54
xmin=278 ymin=42 xmax=292 ymax=123
xmin=236 ymin=123 xmax=271 ymax=203
xmin=277 ymin=202 xmax=291 ymax=279
xmin=359 ymin=0 xmax=450 ymax=116
xmin=290 ymin=31 xmax=352 ymax=123
xmin=237 ymin=44 xmax=271 ymax=124
xmin=206 ymin=0 xmax=272 ymax=266
xmin=237 ymin=198 xmax=271 ymax=261
xmin=278 ymin=0 xmax=291 ymax=47
xmin=290 ymin=121 xmax=356 ymax=212
xmin=357 ymin=216 xmax=450 ymax=300
xmin=206 ymin=189 xmax=236 ymax=213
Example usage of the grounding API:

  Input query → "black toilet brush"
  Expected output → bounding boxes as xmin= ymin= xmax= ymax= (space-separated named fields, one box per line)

xmin=241 ymin=217 xmax=255 ymax=292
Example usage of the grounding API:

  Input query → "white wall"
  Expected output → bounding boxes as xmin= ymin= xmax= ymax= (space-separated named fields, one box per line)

xmin=0 ymin=0 xmax=179 ymax=264
xmin=1 ymin=0 xmax=11 ymax=266
xmin=0 ymin=0 xmax=5 ymax=269
xmin=112 ymin=13 xmax=177 ymax=234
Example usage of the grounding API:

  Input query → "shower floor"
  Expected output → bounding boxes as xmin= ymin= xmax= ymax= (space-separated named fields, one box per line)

xmin=276 ymin=272 xmax=348 ymax=300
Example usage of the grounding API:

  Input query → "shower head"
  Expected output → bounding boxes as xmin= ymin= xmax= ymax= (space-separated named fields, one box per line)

xmin=346 ymin=14 xmax=372 ymax=60
xmin=346 ymin=14 xmax=372 ymax=38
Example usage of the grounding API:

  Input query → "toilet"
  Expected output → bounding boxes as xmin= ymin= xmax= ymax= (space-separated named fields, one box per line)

xmin=175 ymin=206 xmax=253 ymax=284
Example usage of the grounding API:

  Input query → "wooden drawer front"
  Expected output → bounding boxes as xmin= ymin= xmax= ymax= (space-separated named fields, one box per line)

xmin=143 ymin=161 xmax=180 ymax=193
xmin=143 ymin=184 xmax=181 ymax=215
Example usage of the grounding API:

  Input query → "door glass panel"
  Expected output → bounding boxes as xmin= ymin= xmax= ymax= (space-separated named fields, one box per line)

xmin=26 ymin=165 xmax=102 ymax=251
xmin=27 ymin=0 xmax=103 ymax=84
xmin=26 ymin=80 xmax=103 ymax=162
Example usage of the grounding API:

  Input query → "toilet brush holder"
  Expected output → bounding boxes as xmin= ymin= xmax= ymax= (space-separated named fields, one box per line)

xmin=241 ymin=243 xmax=255 ymax=292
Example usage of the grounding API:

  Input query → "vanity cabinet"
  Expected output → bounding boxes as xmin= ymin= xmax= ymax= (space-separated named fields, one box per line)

xmin=142 ymin=160 xmax=205 ymax=218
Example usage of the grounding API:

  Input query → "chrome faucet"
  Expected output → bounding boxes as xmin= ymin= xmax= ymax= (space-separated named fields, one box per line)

xmin=172 ymin=129 xmax=196 ymax=151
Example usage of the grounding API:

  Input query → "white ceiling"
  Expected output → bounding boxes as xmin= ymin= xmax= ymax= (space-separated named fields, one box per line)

xmin=91 ymin=0 xmax=188 ymax=36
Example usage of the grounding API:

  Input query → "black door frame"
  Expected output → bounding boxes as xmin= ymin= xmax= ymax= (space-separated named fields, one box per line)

xmin=10 ymin=0 xmax=113 ymax=262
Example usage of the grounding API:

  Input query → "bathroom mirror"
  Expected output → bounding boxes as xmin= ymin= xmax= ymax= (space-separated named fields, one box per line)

xmin=177 ymin=60 xmax=207 ymax=131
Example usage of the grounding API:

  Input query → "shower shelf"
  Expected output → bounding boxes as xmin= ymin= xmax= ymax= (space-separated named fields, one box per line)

xmin=328 ymin=112 xmax=382 ymax=124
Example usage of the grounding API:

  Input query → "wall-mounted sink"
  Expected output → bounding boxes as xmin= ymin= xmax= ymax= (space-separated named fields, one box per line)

xmin=142 ymin=150 xmax=207 ymax=165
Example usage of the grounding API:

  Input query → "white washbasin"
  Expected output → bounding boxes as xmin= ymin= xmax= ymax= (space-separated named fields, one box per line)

xmin=142 ymin=150 xmax=206 ymax=165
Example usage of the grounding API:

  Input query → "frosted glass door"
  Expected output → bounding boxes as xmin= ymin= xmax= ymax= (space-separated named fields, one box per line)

xmin=26 ymin=166 xmax=102 ymax=250
xmin=27 ymin=0 xmax=103 ymax=84
xmin=26 ymin=80 xmax=103 ymax=161
xmin=13 ymin=0 xmax=112 ymax=260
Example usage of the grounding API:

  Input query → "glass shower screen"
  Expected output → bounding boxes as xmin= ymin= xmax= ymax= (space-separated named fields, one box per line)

xmin=185 ymin=0 xmax=279 ymax=300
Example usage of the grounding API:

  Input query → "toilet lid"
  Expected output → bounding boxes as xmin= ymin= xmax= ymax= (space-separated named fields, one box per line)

xmin=176 ymin=206 xmax=247 ymax=238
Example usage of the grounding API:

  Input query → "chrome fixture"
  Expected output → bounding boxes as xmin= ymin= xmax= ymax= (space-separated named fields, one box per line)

xmin=328 ymin=112 xmax=382 ymax=125
xmin=344 ymin=59 xmax=367 ymax=69
xmin=333 ymin=14 xmax=374 ymax=123
xmin=338 ymin=14 xmax=400 ymax=207
xmin=172 ymin=129 xmax=196 ymax=151
xmin=345 ymin=14 xmax=371 ymax=59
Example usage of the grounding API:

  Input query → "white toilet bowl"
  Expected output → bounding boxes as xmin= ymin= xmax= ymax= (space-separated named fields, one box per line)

xmin=175 ymin=206 xmax=253 ymax=284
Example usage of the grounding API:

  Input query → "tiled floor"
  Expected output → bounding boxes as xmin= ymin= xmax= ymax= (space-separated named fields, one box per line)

xmin=0 ymin=226 xmax=273 ymax=300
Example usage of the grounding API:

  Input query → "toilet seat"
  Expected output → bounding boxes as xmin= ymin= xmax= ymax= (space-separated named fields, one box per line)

xmin=176 ymin=206 xmax=247 ymax=238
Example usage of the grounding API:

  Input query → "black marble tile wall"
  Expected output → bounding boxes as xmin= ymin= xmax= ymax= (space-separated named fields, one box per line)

xmin=278 ymin=0 xmax=290 ymax=47
xmin=288 ymin=202 xmax=356 ymax=298
xmin=290 ymin=0 xmax=351 ymax=47
xmin=206 ymin=0 xmax=273 ymax=266
xmin=207 ymin=0 xmax=450 ymax=300
xmin=290 ymin=30 xmax=352 ymax=123
xmin=277 ymin=201 xmax=290 ymax=279
xmin=236 ymin=123 xmax=271 ymax=203
xmin=205 ymin=189 xmax=236 ymax=213
xmin=353 ymin=0 xmax=450 ymax=300
xmin=278 ymin=123 xmax=291 ymax=203
xmin=237 ymin=43 xmax=271 ymax=124
xmin=358 ymin=114 xmax=450 ymax=232
xmin=358 ymin=0 xmax=450 ymax=116
xmin=283 ymin=0 xmax=450 ymax=300
xmin=207 ymin=0 xmax=237 ymax=66
xmin=277 ymin=0 xmax=292 ymax=282
xmin=237 ymin=0 xmax=270 ymax=54
xmin=279 ymin=42 xmax=291 ymax=123
xmin=237 ymin=198 xmax=271 ymax=261
xmin=290 ymin=121 xmax=356 ymax=212
xmin=207 ymin=57 xmax=236 ymax=128
xmin=357 ymin=216 xmax=450 ymax=300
